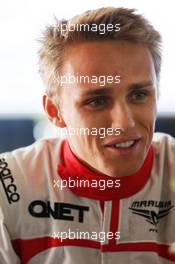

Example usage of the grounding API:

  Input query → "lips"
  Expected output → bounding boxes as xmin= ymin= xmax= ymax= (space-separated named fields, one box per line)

xmin=103 ymin=137 xmax=141 ymax=156
xmin=104 ymin=136 xmax=141 ymax=148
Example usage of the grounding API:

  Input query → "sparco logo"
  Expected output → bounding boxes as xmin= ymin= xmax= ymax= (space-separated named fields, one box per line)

xmin=28 ymin=200 xmax=89 ymax=223
xmin=129 ymin=200 xmax=174 ymax=232
xmin=0 ymin=158 xmax=20 ymax=203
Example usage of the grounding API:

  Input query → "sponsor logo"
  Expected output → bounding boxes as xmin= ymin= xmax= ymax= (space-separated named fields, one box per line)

xmin=28 ymin=200 xmax=89 ymax=223
xmin=0 ymin=158 xmax=20 ymax=204
xmin=129 ymin=200 xmax=174 ymax=232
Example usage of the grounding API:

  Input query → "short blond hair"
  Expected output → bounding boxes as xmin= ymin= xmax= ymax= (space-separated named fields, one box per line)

xmin=39 ymin=7 xmax=162 ymax=100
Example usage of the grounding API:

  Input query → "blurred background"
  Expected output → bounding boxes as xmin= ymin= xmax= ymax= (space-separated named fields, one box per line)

xmin=0 ymin=0 xmax=175 ymax=153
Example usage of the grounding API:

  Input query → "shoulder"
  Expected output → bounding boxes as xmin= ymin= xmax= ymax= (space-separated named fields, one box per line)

xmin=0 ymin=137 xmax=63 ymax=163
xmin=152 ymin=132 xmax=175 ymax=165
xmin=152 ymin=132 xmax=175 ymax=154
xmin=0 ymin=137 xmax=63 ymax=175
xmin=152 ymin=132 xmax=175 ymax=193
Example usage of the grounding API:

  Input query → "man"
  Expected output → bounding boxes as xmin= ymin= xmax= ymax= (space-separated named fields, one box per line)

xmin=0 ymin=7 xmax=175 ymax=264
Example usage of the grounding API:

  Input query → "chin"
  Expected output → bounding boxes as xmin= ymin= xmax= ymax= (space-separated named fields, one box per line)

xmin=104 ymin=167 xmax=138 ymax=177
xmin=102 ymin=158 xmax=144 ymax=177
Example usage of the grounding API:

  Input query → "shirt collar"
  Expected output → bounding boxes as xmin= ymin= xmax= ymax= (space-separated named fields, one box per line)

xmin=57 ymin=140 xmax=154 ymax=201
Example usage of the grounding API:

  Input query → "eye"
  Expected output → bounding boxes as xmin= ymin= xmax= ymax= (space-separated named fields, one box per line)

xmin=85 ymin=97 xmax=108 ymax=108
xmin=129 ymin=90 xmax=148 ymax=102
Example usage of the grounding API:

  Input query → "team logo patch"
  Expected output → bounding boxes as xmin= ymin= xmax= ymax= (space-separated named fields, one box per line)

xmin=0 ymin=157 xmax=20 ymax=204
xmin=129 ymin=200 xmax=174 ymax=232
xmin=28 ymin=200 xmax=89 ymax=223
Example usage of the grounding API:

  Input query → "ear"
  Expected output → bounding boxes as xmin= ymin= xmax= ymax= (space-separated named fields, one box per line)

xmin=42 ymin=94 xmax=66 ymax=128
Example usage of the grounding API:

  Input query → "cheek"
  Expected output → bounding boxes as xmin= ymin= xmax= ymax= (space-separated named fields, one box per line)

xmin=138 ymin=99 xmax=157 ymax=123
xmin=79 ymin=109 xmax=111 ymax=129
xmin=71 ymin=110 xmax=107 ymax=129
xmin=139 ymin=107 xmax=157 ymax=139
xmin=147 ymin=103 xmax=157 ymax=126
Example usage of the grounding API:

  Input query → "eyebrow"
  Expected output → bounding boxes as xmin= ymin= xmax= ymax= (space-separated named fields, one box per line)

xmin=80 ymin=80 xmax=154 ymax=97
xmin=128 ymin=80 xmax=154 ymax=90
xmin=80 ymin=88 xmax=112 ymax=97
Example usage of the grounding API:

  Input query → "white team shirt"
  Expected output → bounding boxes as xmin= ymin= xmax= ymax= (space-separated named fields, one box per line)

xmin=0 ymin=132 xmax=175 ymax=264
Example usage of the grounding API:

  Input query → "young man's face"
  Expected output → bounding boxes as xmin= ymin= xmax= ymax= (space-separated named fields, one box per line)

xmin=56 ymin=41 xmax=157 ymax=177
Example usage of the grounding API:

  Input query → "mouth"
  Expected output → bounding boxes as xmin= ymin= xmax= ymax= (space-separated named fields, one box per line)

xmin=110 ymin=139 xmax=138 ymax=149
xmin=103 ymin=138 xmax=141 ymax=155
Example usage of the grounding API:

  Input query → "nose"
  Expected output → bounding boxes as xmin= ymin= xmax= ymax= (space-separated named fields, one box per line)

xmin=111 ymin=101 xmax=135 ymax=132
